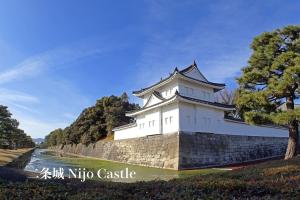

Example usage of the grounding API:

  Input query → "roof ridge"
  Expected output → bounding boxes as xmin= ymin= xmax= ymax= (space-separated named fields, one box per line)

xmin=127 ymin=92 xmax=235 ymax=116
xmin=177 ymin=94 xmax=236 ymax=109
xmin=132 ymin=61 xmax=224 ymax=95
xmin=179 ymin=62 xmax=195 ymax=74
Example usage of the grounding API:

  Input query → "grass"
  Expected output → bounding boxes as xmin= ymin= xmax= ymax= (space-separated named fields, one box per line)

xmin=0 ymin=148 xmax=33 ymax=166
xmin=0 ymin=156 xmax=300 ymax=199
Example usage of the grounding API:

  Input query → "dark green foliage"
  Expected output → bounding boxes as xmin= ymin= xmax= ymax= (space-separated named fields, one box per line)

xmin=44 ymin=129 xmax=64 ymax=147
xmin=45 ymin=93 xmax=139 ymax=146
xmin=236 ymin=25 xmax=300 ymax=158
xmin=237 ymin=25 xmax=300 ymax=124
xmin=0 ymin=105 xmax=35 ymax=149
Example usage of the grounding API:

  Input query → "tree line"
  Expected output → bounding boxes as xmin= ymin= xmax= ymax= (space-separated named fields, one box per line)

xmin=0 ymin=105 xmax=35 ymax=149
xmin=44 ymin=93 xmax=139 ymax=147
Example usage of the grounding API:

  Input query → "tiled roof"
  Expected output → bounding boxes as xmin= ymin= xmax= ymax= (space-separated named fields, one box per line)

xmin=112 ymin=122 xmax=137 ymax=131
xmin=153 ymin=90 xmax=165 ymax=100
xmin=178 ymin=94 xmax=235 ymax=109
xmin=126 ymin=91 xmax=235 ymax=116
xmin=132 ymin=62 xmax=225 ymax=95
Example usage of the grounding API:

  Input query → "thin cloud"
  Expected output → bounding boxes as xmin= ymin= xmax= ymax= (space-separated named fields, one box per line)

xmin=0 ymin=37 xmax=121 ymax=138
xmin=202 ymin=51 xmax=250 ymax=83
xmin=0 ymin=88 xmax=41 ymax=116
xmin=14 ymin=112 xmax=69 ymax=138
xmin=134 ymin=1 xmax=251 ymax=89
xmin=0 ymin=38 xmax=109 ymax=85
xmin=135 ymin=31 xmax=248 ymax=87
xmin=0 ymin=88 xmax=39 ymax=103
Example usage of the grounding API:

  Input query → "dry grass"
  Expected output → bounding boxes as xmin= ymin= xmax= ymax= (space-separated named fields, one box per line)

xmin=0 ymin=148 xmax=33 ymax=166
xmin=101 ymin=134 xmax=114 ymax=141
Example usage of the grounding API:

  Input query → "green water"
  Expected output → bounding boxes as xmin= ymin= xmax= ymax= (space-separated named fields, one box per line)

xmin=25 ymin=149 xmax=223 ymax=182
xmin=47 ymin=151 xmax=222 ymax=182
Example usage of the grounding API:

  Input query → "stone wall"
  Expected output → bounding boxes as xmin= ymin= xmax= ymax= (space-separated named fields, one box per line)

xmin=179 ymin=132 xmax=288 ymax=169
xmin=51 ymin=133 xmax=288 ymax=170
xmin=52 ymin=134 xmax=179 ymax=170
xmin=6 ymin=148 xmax=35 ymax=169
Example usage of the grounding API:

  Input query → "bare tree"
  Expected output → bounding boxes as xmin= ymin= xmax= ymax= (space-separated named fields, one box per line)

xmin=216 ymin=89 xmax=241 ymax=119
xmin=216 ymin=89 xmax=236 ymax=105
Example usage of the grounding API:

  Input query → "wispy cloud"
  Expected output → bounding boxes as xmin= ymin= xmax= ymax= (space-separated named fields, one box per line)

xmin=202 ymin=51 xmax=251 ymax=83
xmin=0 ymin=37 xmax=118 ymax=138
xmin=0 ymin=37 xmax=109 ymax=85
xmin=135 ymin=31 xmax=249 ymax=87
xmin=0 ymin=88 xmax=39 ymax=103
xmin=1 ymin=83 xmax=88 ymax=138
xmin=12 ymin=111 xmax=69 ymax=138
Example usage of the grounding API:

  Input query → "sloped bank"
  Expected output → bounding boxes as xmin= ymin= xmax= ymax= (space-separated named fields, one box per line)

xmin=50 ymin=132 xmax=288 ymax=170
xmin=5 ymin=148 xmax=35 ymax=169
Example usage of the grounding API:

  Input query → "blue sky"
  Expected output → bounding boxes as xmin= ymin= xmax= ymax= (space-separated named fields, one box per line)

xmin=0 ymin=0 xmax=299 ymax=138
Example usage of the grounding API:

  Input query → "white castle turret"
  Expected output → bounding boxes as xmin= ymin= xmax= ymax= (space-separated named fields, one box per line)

xmin=113 ymin=62 xmax=287 ymax=140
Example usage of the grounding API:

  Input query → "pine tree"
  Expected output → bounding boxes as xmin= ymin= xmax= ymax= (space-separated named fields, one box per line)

xmin=0 ymin=105 xmax=34 ymax=149
xmin=237 ymin=25 xmax=300 ymax=159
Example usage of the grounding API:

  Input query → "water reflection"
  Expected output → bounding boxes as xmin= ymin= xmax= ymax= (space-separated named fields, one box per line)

xmin=25 ymin=149 xmax=75 ymax=173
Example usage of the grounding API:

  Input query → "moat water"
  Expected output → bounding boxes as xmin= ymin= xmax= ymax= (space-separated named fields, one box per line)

xmin=24 ymin=149 xmax=222 ymax=182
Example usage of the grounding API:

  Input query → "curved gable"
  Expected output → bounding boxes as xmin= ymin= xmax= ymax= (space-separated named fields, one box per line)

xmin=143 ymin=92 xmax=164 ymax=108
xmin=181 ymin=65 xmax=208 ymax=82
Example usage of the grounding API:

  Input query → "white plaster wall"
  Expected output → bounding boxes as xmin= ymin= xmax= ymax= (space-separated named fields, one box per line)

xmin=115 ymin=101 xmax=288 ymax=140
xmin=178 ymin=79 xmax=215 ymax=101
xmin=179 ymin=102 xmax=288 ymax=137
xmin=220 ymin=120 xmax=287 ymax=137
xmin=162 ymin=103 xmax=179 ymax=134
xmin=114 ymin=103 xmax=180 ymax=140
xmin=135 ymin=109 xmax=160 ymax=137
xmin=157 ymin=80 xmax=179 ymax=99
xmin=179 ymin=102 xmax=223 ymax=133
xmin=114 ymin=126 xmax=138 ymax=140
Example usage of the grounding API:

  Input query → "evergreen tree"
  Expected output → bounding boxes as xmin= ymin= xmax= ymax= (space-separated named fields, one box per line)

xmin=0 ymin=105 xmax=35 ymax=149
xmin=237 ymin=25 xmax=300 ymax=159
xmin=45 ymin=93 xmax=139 ymax=146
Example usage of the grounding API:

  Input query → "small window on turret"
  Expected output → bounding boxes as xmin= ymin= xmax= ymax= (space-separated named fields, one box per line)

xmin=184 ymin=87 xmax=189 ymax=95
xmin=169 ymin=116 xmax=173 ymax=124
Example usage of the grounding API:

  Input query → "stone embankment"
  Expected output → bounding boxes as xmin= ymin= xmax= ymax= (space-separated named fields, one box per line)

xmin=50 ymin=134 xmax=179 ymax=169
xmin=50 ymin=132 xmax=288 ymax=170
xmin=1 ymin=148 xmax=35 ymax=169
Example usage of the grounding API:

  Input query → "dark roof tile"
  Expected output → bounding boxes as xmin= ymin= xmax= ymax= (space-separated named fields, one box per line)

xmin=133 ymin=62 xmax=225 ymax=95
